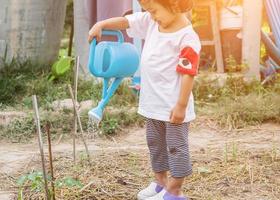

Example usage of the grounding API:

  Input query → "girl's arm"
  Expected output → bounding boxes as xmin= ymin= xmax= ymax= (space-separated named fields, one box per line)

xmin=88 ymin=17 xmax=129 ymax=42
xmin=170 ymin=74 xmax=194 ymax=124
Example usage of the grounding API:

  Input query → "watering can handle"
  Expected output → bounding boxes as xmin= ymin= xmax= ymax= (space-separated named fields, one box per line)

xmin=90 ymin=29 xmax=124 ymax=49
xmin=102 ymin=30 xmax=124 ymax=43
xmin=90 ymin=30 xmax=124 ymax=46
xmin=89 ymin=30 xmax=124 ymax=74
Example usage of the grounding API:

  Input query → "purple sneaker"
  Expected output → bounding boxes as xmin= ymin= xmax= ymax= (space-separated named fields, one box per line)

xmin=137 ymin=182 xmax=164 ymax=200
xmin=145 ymin=189 xmax=188 ymax=200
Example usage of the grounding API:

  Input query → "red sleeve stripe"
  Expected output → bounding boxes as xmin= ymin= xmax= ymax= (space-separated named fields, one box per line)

xmin=176 ymin=47 xmax=199 ymax=76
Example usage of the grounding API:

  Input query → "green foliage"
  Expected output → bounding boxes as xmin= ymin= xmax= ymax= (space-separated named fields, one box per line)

xmin=49 ymin=56 xmax=74 ymax=81
xmin=17 ymin=171 xmax=83 ymax=200
xmin=100 ymin=109 xmax=144 ymax=135
xmin=17 ymin=171 xmax=51 ymax=195
xmin=225 ymin=55 xmax=248 ymax=73
xmin=77 ymin=80 xmax=102 ymax=102
xmin=100 ymin=117 xmax=119 ymax=135
xmin=56 ymin=177 xmax=83 ymax=189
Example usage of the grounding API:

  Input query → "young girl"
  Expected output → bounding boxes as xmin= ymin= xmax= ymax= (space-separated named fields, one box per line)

xmin=88 ymin=0 xmax=201 ymax=199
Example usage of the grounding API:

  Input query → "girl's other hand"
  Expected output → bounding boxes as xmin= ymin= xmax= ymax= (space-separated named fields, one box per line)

xmin=88 ymin=23 xmax=102 ymax=43
xmin=169 ymin=104 xmax=186 ymax=124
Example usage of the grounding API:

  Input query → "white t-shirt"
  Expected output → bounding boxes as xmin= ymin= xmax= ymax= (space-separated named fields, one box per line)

xmin=125 ymin=12 xmax=201 ymax=122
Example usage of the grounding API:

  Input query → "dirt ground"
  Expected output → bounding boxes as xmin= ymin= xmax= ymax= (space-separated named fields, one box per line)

xmin=0 ymin=118 xmax=279 ymax=200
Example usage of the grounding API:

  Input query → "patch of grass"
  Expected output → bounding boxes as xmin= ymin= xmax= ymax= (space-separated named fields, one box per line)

xmin=195 ymin=74 xmax=280 ymax=128
xmin=100 ymin=109 xmax=145 ymax=135
xmin=0 ymin=116 xmax=35 ymax=143
xmin=0 ymin=58 xmax=138 ymax=110
xmin=209 ymin=92 xmax=280 ymax=129
xmin=225 ymin=55 xmax=249 ymax=73
xmin=0 ymin=59 xmax=72 ymax=108
xmin=194 ymin=74 xmax=279 ymax=103
xmin=0 ymin=108 xmax=144 ymax=142
xmin=0 ymin=60 xmax=42 ymax=105
xmin=0 ymin=112 xmax=73 ymax=143
xmin=110 ymin=81 xmax=139 ymax=107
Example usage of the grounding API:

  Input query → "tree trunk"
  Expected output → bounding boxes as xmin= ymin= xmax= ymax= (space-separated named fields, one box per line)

xmin=0 ymin=0 xmax=67 ymax=66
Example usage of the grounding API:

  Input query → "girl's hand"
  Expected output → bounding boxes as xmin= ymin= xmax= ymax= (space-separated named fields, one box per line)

xmin=170 ymin=104 xmax=186 ymax=124
xmin=88 ymin=23 xmax=103 ymax=43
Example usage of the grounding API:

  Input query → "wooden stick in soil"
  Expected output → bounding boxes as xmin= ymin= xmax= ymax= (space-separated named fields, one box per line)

xmin=32 ymin=95 xmax=50 ymax=200
xmin=67 ymin=84 xmax=91 ymax=162
xmin=46 ymin=122 xmax=56 ymax=200
xmin=68 ymin=17 xmax=74 ymax=57
xmin=73 ymin=56 xmax=80 ymax=163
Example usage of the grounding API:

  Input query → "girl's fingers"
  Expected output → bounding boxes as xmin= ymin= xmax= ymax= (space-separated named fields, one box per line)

xmin=170 ymin=115 xmax=177 ymax=124
xmin=88 ymin=33 xmax=102 ymax=43
xmin=88 ymin=33 xmax=95 ymax=42
xmin=169 ymin=110 xmax=173 ymax=120
xmin=170 ymin=114 xmax=183 ymax=124
xmin=88 ymin=35 xmax=92 ymax=43
xmin=170 ymin=110 xmax=179 ymax=124
xmin=96 ymin=34 xmax=101 ymax=42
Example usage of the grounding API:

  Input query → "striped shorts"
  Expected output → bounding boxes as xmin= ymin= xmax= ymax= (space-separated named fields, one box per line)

xmin=146 ymin=118 xmax=192 ymax=178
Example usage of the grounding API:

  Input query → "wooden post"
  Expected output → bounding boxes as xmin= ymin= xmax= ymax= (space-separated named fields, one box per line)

xmin=46 ymin=122 xmax=56 ymax=200
xmin=68 ymin=17 xmax=74 ymax=57
xmin=210 ymin=1 xmax=224 ymax=73
xmin=68 ymin=85 xmax=91 ymax=162
xmin=73 ymin=56 xmax=80 ymax=163
xmin=242 ymin=0 xmax=263 ymax=80
xmin=196 ymin=0 xmax=224 ymax=73
xmin=32 ymin=95 xmax=50 ymax=200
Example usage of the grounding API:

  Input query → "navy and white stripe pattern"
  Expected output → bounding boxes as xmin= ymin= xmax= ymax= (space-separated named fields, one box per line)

xmin=146 ymin=118 xmax=192 ymax=178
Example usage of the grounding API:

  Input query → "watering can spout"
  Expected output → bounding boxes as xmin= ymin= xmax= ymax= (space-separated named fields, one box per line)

xmin=88 ymin=30 xmax=140 ymax=122
xmin=88 ymin=99 xmax=107 ymax=123
xmin=88 ymin=107 xmax=103 ymax=123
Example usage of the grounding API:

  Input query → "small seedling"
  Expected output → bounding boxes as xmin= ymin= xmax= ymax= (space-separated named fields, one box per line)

xmin=17 ymin=171 xmax=51 ymax=200
xmin=232 ymin=141 xmax=238 ymax=161
xmin=224 ymin=143 xmax=228 ymax=163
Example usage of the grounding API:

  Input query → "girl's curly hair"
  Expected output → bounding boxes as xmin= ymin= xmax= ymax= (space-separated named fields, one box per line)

xmin=138 ymin=0 xmax=193 ymax=13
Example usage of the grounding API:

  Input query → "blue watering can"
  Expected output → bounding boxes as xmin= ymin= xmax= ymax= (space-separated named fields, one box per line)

xmin=88 ymin=30 xmax=140 ymax=122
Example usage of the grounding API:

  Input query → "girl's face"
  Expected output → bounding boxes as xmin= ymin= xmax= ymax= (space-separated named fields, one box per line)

xmin=140 ymin=1 xmax=177 ymax=28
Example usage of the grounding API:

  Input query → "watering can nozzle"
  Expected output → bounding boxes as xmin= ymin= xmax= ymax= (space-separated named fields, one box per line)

xmin=88 ymin=106 xmax=103 ymax=123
